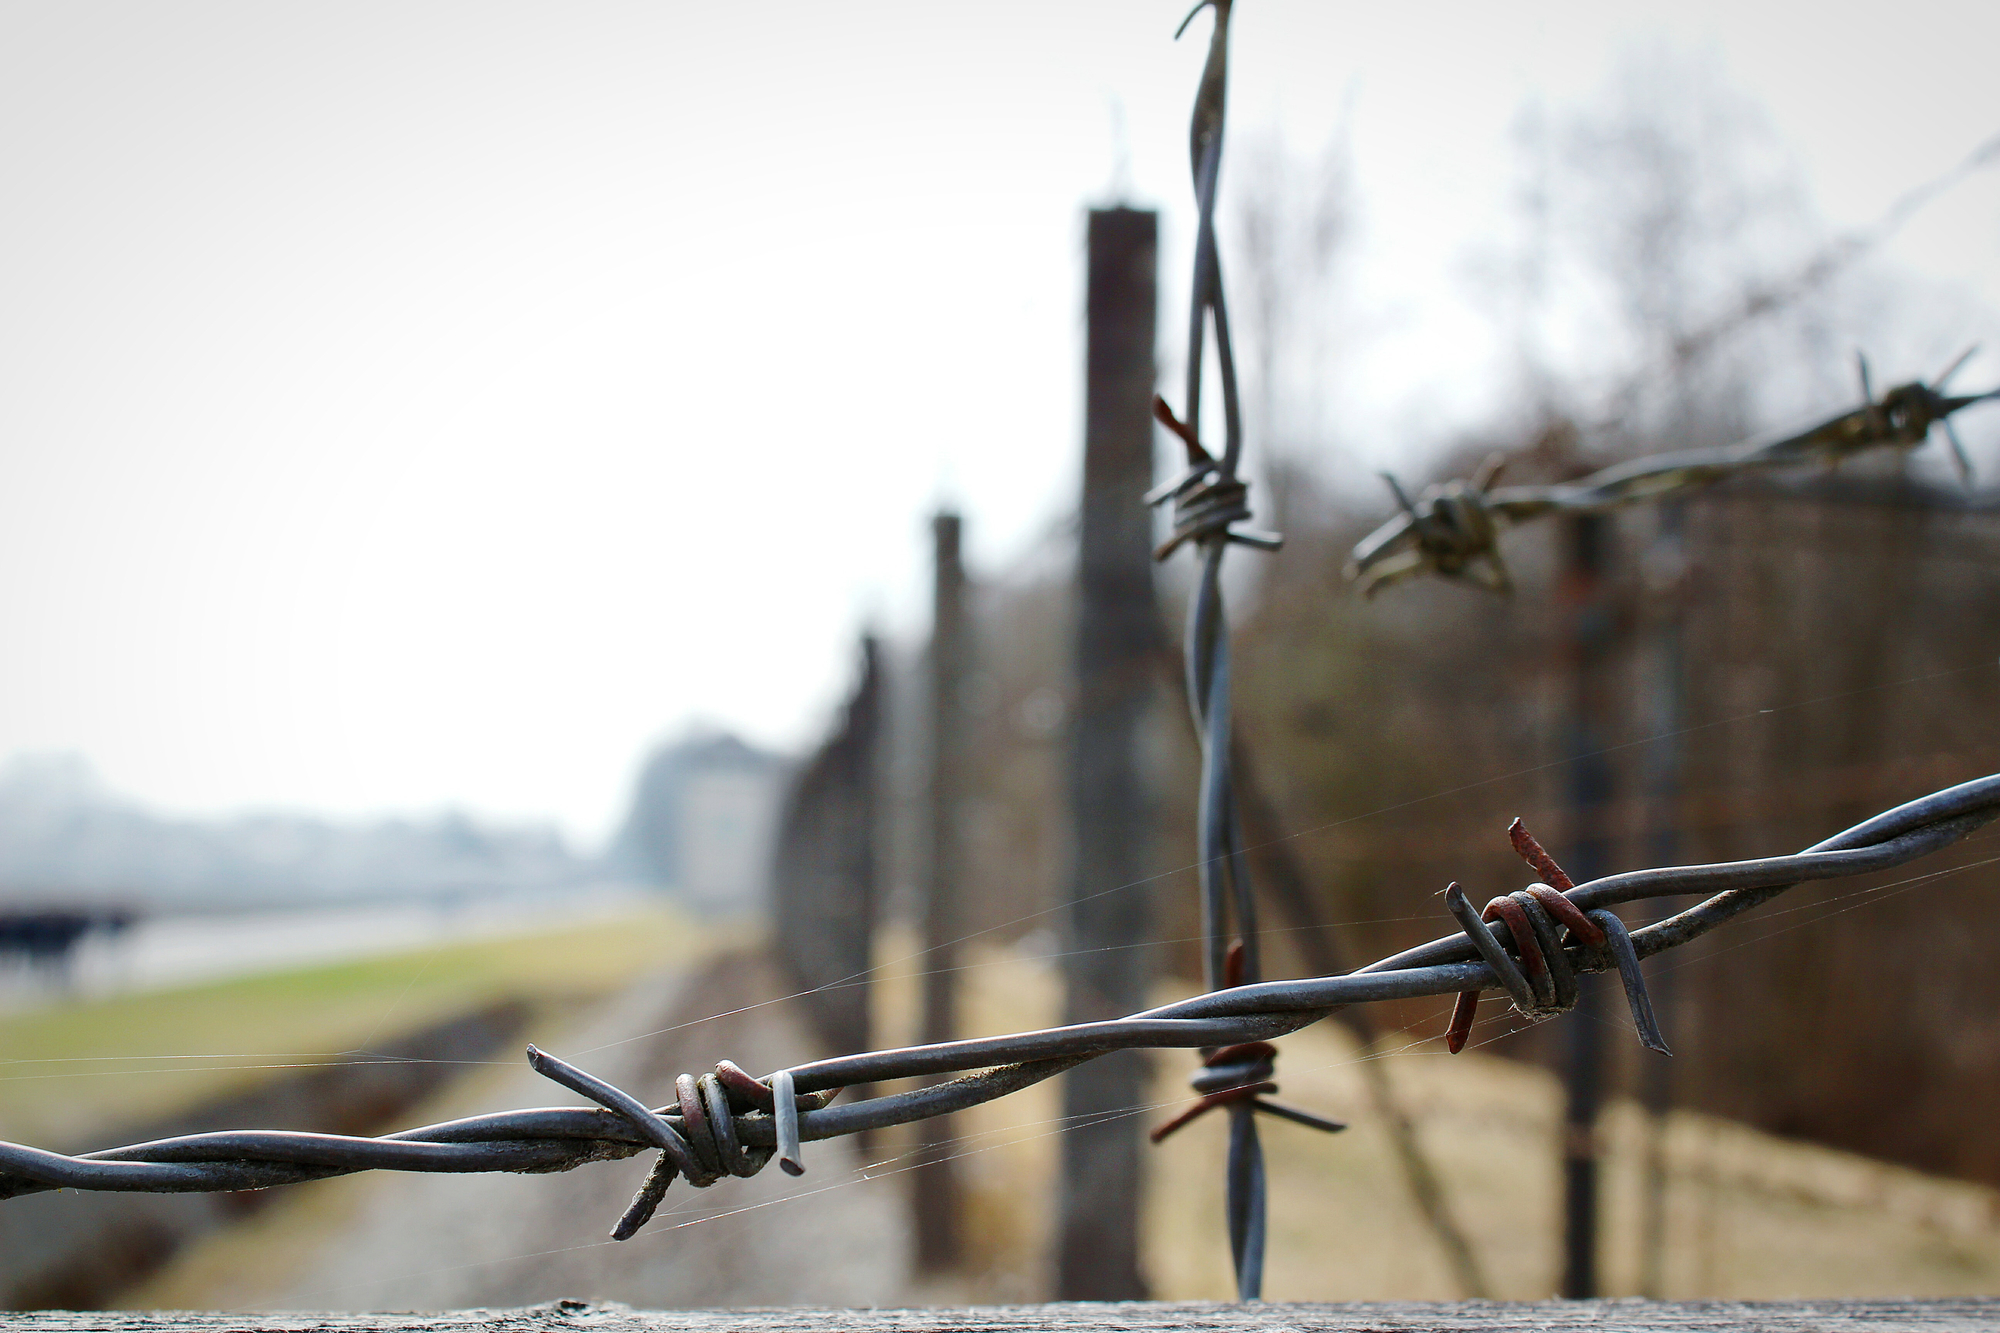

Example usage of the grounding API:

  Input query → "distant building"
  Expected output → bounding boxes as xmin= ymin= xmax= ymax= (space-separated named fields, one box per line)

xmin=611 ymin=732 xmax=789 ymax=914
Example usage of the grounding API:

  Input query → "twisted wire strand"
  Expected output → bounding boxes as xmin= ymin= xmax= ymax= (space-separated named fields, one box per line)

xmin=1347 ymin=359 xmax=2000 ymax=596
xmin=6 ymin=775 xmax=1993 ymax=1254
xmin=1146 ymin=0 xmax=1303 ymax=1299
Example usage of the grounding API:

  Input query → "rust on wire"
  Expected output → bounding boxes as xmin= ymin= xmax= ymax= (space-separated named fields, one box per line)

xmin=0 ymin=776 xmax=1996 ymax=1245
xmin=1441 ymin=821 xmax=1678 ymax=1058
xmin=1510 ymin=817 xmax=1577 ymax=893
xmin=1524 ymin=885 xmax=1604 ymax=947
xmin=1151 ymin=947 xmax=1348 ymax=1148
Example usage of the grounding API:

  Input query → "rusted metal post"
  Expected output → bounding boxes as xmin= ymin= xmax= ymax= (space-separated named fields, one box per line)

xmin=1055 ymin=206 xmax=1159 ymax=1302
xmin=913 ymin=510 xmax=968 ymax=1272
xmin=1559 ymin=511 xmax=1617 ymax=1299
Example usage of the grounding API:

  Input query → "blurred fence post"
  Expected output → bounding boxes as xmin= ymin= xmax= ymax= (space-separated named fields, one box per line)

xmin=1639 ymin=502 xmax=1686 ymax=1297
xmin=1055 ymin=206 xmax=1159 ymax=1301
xmin=769 ymin=635 xmax=884 ymax=1127
xmin=913 ymin=511 xmax=968 ymax=1272
xmin=1560 ymin=510 xmax=1618 ymax=1299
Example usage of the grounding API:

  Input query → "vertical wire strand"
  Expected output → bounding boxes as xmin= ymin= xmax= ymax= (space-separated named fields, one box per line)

xmin=1173 ymin=0 xmax=1268 ymax=1299
xmin=1190 ymin=542 xmax=1231 ymax=991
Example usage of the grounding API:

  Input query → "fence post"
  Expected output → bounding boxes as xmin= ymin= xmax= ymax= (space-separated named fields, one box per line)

xmin=913 ymin=510 xmax=968 ymax=1272
xmin=1055 ymin=206 xmax=1159 ymax=1301
xmin=1638 ymin=501 xmax=1686 ymax=1297
xmin=1560 ymin=510 xmax=1618 ymax=1299
xmin=768 ymin=635 xmax=884 ymax=1140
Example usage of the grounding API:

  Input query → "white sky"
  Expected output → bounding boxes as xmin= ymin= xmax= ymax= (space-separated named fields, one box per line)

xmin=2 ymin=0 xmax=1995 ymax=848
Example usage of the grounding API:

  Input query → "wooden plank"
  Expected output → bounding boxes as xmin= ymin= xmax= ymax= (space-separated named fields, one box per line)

xmin=13 ymin=1301 xmax=2000 ymax=1332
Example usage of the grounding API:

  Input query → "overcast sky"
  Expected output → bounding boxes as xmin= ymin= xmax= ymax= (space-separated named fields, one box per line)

xmin=2 ymin=0 xmax=1995 ymax=847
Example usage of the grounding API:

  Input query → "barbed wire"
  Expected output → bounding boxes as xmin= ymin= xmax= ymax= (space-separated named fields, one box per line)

xmin=10 ymin=7 xmax=2000 ymax=1312
xmin=1140 ymin=0 xmax=1316 ymax=1300
xmin=4 ymin=775 xmax=1994 ymax=1270
xmin=1347 ymin=351 xmax=2000 ymax=596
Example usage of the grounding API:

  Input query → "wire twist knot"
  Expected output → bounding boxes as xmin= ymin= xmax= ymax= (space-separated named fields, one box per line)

xmin=1150 ymin=1040 xmax=1347 ymax=1143
xmin=1148 ymin=396 xmax=1283 ymax=560
xmin=525 ymin=1048 xmax=832 ymax=1240
xmin=1440 ymin=819 xmax=1670 ymax=1056
xmin=1152 ymin=944 xmax=1346 ymax=1146
xmin=1350 ymin=457 xmax=1512 ymax=597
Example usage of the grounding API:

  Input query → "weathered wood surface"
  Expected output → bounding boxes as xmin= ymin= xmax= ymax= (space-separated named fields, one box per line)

xmin=14 ymin=1301 xmax=2000 ymax=1332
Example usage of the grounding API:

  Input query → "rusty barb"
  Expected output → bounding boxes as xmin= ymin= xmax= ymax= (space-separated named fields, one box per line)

xmin=6 ymin=775 xmax=1996 ymax=1259
xmin=1348 ymin=349 xmax=2000 ymax=597
xmin=1441 ymin=822 xmax=1668 ymax=1058
xmin=1149 ymin=396 xmax=1284 ymax=560
xmin=1150 ymin=943 xmax=1347 ymax=1145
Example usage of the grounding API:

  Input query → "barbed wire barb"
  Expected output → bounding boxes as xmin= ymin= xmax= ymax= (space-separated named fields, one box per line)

xmin=1347 ymin=363 xmax=2000 ymax=596
xmin=3 ymin=775 xmax=1994 ymax=1258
